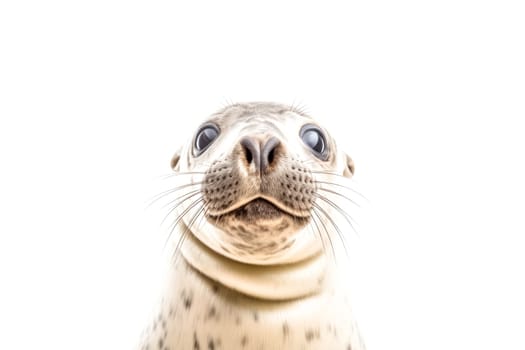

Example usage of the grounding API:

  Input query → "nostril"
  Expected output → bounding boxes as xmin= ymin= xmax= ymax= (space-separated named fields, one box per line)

xmin=240 ymin=137 xmax=260 ymax=169
xmin=267 ymin=147 xmax=275 ymax=165
xmin=261 ymin=137 xmax=280 ymax=171
xmin=244 ymin=146 xmax=253 ymax=164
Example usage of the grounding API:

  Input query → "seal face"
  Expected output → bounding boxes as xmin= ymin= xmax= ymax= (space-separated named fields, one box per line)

xmin=139 ymin=102 xmax=364 ymax=350
xmin=174 ymin=102 xmax=353 ymax=266
xmin=202 ymin=143 xmax=317 ymax=259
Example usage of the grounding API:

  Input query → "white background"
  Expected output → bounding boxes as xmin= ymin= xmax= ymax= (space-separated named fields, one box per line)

xmin=1 ymin=1 xmax=524 ymax=349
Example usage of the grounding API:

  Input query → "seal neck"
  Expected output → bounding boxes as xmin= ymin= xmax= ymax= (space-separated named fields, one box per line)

xmin=180 ymin=227 xmax=328 ymax=301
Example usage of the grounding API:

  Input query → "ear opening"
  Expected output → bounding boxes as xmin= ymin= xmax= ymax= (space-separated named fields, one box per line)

xmin=170 ymin=147 xmax=181 ymax=171
xmin=343 ymin=154 xmax=355 ymax=178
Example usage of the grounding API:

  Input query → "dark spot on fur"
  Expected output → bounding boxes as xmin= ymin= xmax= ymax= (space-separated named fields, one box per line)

xmin=206 ymin=306 xmax=218 ymax=320
xmin=207 ymin=338 xmax=215 ymax=350
xmin=305 ymin=330 xmax=314 ymax=342
xmin=193 ymin=332 xmax=200 ymax=350
xmin=252 ymin=311 xmax=259 ymax=322
xmin=182 ymin=291 xmax=193 ymax=310
xmin=212 ymin=284 xmax=219 ymax=294
xmin=282 ymin=322 xmax=290 ymax=337
xmin=305 ymin=328 xmax=320 ymax=342
xmin=241 ymin=335 xmax=248 ymax=347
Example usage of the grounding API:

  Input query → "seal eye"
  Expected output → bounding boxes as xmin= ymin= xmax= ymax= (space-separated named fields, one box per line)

xmin=195 ymin=124 xmax=219 ymax=154
xmin=300 ymin=125 xmax=328 ymax=159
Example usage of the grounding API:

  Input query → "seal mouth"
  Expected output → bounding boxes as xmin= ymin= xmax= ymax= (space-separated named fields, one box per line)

xmin=208 ymin=197 xmax=308 ymax=222
xmin=231 ymin=198 xmax=286 ymax=221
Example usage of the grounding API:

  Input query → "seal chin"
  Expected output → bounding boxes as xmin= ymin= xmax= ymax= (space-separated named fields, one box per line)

xmin=202 ymin=196 xmax=311 ymax=260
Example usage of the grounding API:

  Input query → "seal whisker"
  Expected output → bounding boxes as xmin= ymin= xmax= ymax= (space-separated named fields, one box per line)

xmin=317 ymin=187 xmax=361 ymax=208
xmin=146 ymin=182 xmax=204 ymax=208
xmin=314 ymin=193 xmax=360 ymax=239
xmin=313 ymin=178 xmax=367 ymax=200
xmin=311 ymin=170 xmax=368 ymax=200
xmin=194 ymin=206 xmax=210 ymax=233
xmin=294 ymin=197 xmax=328 ymax=255
xmin=172 ymin=203 xmax=206 ymax=266
xmin=289 ymin=99 xmax=310 ymax=116
xmin=221 ymin=96 xmax=236 ymax=109
xmin=299 ymin=158 xmax=318 ymax=165
xmin=160 ymin=171 xmax=207 ymax=179
xmin=160 ymin=190 xmax=203 ymax=226
xmin=165 ymin=195 xmax=204 ymax=232
xmin=171 ymin=207 xmax=206 ymax=268
xmin=311 ymin=207 xmax=337 ymax=263
xmin=160 ymin=188 xmax=204 ymax=210
xmin=312 ymin=202 xmax=350 ymax=260
xmin=165 ymin=197 xmax=204 ymax=252
xmin=308 ymin=211 xmax=328 ymax=255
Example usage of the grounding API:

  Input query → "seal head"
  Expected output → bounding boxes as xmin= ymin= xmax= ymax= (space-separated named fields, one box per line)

xmin=170 ymin=102 xmax=355 ymax=299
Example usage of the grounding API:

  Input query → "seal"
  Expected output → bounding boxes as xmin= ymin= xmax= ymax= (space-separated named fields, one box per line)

xmin=138 ymin=102 xmax=365 ymax=350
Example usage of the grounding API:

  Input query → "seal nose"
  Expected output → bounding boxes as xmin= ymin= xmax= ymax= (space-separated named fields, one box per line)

xmin=240 ymin=136 xmax=281 ymax=173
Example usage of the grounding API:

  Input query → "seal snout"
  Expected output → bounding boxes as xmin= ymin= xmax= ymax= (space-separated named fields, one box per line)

xmin=202 ymin=134 xmax=317 ymax=219
xmin=240 ymin=136 xmax=281 ymax=174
